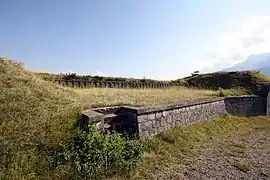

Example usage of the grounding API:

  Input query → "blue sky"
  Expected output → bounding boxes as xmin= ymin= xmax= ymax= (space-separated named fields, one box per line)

xmin=1 ymin=0 xmax=270 ymax=79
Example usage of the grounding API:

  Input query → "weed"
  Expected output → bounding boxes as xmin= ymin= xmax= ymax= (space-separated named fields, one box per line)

xmin=53 ymin=126 xmax=145 ymax=179
xmin=233 ymin=163 xmax=250 ymax=173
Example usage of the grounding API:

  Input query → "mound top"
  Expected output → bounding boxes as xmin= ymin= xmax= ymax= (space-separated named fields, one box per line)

xmin=178 ymin=71 xmax=270 ymax=93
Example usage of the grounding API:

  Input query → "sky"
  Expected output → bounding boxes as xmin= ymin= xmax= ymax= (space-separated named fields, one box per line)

xmin=1 ymin=0 xmax=270 ymax=80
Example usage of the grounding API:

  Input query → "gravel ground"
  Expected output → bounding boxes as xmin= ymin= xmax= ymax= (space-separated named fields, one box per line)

xmin=155 ymin=130 xmax=270 ymax=180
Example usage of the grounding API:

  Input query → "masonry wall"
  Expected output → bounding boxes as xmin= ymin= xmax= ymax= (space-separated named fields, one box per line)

xmin=137 ymin=100 xmax=226 ymax=137
xmin=55 ymin=79 xmax=181 ymax=89
xmin=118 ymin=96 xmax=266 ymax=138
xmin=224 ymin=96 xmax=265 ymax=116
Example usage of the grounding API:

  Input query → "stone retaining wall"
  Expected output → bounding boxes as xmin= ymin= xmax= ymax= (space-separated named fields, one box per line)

xmin=117 ymin=96 xmax=265 ymax=138
xmin=81 ymin=95 xmax=267 ymax=139
xmin=224 ymin=96 xmax=265 ymax=116
xmin=55 ymin=79 xmax=181 ymax=88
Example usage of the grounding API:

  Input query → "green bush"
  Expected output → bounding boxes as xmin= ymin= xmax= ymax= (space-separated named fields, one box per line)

xmin=53 ymin=126 xmax=145 ymax=179
xmin=63 ymin=73 xmax=78 ymax=80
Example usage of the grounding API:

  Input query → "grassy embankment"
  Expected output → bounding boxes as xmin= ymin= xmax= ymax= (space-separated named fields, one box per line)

xmin=178 ymin=70 xmax=270 ymax=92
xmin=0 ymin=58 xmax=264 ymax=179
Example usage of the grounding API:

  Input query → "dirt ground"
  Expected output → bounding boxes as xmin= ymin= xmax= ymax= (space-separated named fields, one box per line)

xmin=155 ymin=129 xmax=270 ymax=180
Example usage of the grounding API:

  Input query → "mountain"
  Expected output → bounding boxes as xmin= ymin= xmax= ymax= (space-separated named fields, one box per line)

xmin=223 ymin=53 xmax=270 ymax=76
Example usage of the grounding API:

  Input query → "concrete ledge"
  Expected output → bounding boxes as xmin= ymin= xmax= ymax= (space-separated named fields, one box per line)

xmin=82 ymin=109 xmax=104 ymax=122
xmin=92 ymin=106 xmax=121 ymax=114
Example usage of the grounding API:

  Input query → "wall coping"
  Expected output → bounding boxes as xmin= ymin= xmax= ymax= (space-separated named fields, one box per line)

xmin=118 ymin=95 xmax=261 ymax=115
xmin=56 ymin=79 xmax=177 ymax=84
xmin=82 ymin=109 xmax=104 ymax=122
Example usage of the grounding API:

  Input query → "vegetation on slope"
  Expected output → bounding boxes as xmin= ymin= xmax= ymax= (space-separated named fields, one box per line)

xmin=38 ymin=70 xmax=270 ymax=96
xmin=0 ymin=58 xmax=252 ymax=179
xmin=177 ymin=71 xmax=270 ymax=93
xmin=0 ymin=59 xmax=80 ymax=179
xmin=0 ymin=58 xmax=144 ymax=180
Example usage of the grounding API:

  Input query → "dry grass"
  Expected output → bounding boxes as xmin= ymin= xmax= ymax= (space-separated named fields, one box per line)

xmin=72 ymin=87 xmax=218 ymax=108
xmin=0 ymin=58 xmax=220 ymax=179
xmin=0 ymin=58 xmax=252 ymax=180
xmin=0 ymin=59 xmax=81 ymax=179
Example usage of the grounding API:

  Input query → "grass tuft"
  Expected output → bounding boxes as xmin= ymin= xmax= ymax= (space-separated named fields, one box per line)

xmin=233 ymin=163 xmax=250 ymax=173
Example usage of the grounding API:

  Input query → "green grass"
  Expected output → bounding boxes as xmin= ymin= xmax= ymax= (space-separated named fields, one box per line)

xmin=0 ymin=58 xmax=220 ymax=179
xmin=111 ymin=115 xmax=270 ymax=180
xmin=0 ymin=58 xmax=259 ymax=179
xmin=179 ymin=70 xmax=270 ymax=92
xmin=0 ymin=59 xmax=82 ymax=179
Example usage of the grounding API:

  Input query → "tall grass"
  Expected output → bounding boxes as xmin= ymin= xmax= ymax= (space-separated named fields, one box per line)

xmin=0 ymin=58 xmax=253 ymax=179
xmin=0 ymin=58 xmax=147 ymax=179
xmin=0 ymin=59 xmax=81 ymax=179
xmin=72 ymin=87 xmax=219 ymax=108
xmin=72 ymin=86 xmax=249 ymax=109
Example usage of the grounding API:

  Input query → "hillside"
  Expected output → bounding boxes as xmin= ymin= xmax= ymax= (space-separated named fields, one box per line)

xmin=223 ymin=53 xmax=270 ymax=76
xmin=1 ymin=58 xmax=269 ymax=180
xmin=0 ymin=58 xmax=82 ymax=179
xmin=0 ymin=58 xmax=233 ymax=179
xmin=180 ymin=71 xmax=270 ymax=93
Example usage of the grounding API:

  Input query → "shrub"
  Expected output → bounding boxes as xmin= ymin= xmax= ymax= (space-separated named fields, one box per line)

xmin=53 ymin=126 xmax=145 ymax=179
xmin=63 ymin=73 xmax=77 ymax=80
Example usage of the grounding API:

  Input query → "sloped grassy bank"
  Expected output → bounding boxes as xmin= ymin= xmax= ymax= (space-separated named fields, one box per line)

xmin=0 ymin=58 xmax=257 ymax=180
xmin=0 ymin=59 xmax=145 ymax=180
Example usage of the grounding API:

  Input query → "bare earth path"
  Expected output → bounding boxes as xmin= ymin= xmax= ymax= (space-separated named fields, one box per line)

xmin=155 ymin=129 xmax=270 ymax=180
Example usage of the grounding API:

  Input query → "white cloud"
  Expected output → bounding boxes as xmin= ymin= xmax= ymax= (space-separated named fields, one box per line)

xmin=201 ymin=16 xmax=270 ymax=72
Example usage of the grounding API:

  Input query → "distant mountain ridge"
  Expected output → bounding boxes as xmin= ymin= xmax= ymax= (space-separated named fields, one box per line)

xmin=223 ymin=53 xmax=270 ymax=76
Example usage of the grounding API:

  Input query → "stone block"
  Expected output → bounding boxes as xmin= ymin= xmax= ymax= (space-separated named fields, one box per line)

xmin=148 ymin=114 xmax=156 ymax=120
xmin=155 ymin=112 xmax=163 ymax=119
xmin=137 ymin=115 xmax=148 ymax=123
xmin=80 ymin=110 xmax=104 ymax=130
xmin=144 ymin=120 xmax=152 ymax=128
